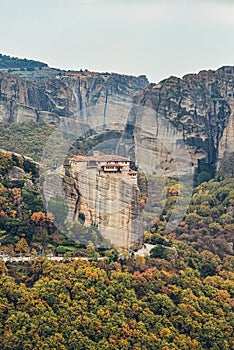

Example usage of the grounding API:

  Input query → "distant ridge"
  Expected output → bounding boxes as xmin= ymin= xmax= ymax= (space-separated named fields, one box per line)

xmin=0 ymin=53 xmax=48 ymax=70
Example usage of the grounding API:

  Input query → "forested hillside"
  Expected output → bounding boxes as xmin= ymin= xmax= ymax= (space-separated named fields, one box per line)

xmin=0 ymin=149 xmax=233 ymax=258
xmin=0 ymin=251 xmax=233 ymax=349
xmin=0 ymin=122 xmax=55 ymax=161
xmin=144 ymin=178 xmax=234 ymax=257
xmin=0 ymin=54 xmax=47 ymax=69
xmin=0 ymin=144 xmax=234 ymax=349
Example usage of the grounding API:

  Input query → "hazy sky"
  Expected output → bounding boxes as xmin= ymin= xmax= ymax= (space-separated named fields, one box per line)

xmin=0 ymin=0 xmax=234 ymax=82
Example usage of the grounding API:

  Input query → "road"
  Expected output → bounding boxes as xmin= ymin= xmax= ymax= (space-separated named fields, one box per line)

xmin=0 ymin=244 xmax=166 ymax=263
xmin=0 ymin=255 xmax=104 ymax=263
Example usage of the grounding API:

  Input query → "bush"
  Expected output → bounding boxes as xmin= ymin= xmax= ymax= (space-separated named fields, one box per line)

xmin=56 ymin=245 xmax=73 ymax=254
xmin=150 ymin=245 xmax=169 ymax=259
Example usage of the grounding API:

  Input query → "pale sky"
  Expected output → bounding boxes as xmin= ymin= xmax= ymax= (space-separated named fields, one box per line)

xmin=0 ymin=0 xmax=234 ymax=82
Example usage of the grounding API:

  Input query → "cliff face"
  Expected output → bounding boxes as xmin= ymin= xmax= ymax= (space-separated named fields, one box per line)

xmin=72 ymin=169 xmax=142 ymax=249
xmin=119 ymin=66 xmax=234 ymax=178
xmin=42 ymin=167 xmax=143 ymax=249
xmin=4 ymin=62 xmax=234 ymax=248
xmin=217 ymin=98 xmax=234 ymax=178
xmin=3 ymin=65 xmax=234 ymax=177
xmin=0 ymin=71 xmax=149 ymax=128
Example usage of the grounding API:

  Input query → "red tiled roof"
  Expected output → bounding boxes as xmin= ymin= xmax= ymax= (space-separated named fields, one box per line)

xmin=88 ymin=154 xmax=130 ymax=162
xmin=103 ymin=163 xmax=123 ymax=167
xmin=69 ymin=156 xmax=85 ymax=162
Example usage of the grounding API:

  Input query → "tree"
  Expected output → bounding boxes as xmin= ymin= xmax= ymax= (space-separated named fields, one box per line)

xmin=150 ymin=245 xmax=168 ymax=259
xmin=0 ymin=261 xmax=8 ymax=274
xmin=104 ymin=248 xmax=119 ymax=263
xmin=15 ymin=237 xmax=29 ymax=255
xmin=31 ymin=212 xmax=53 ymax=254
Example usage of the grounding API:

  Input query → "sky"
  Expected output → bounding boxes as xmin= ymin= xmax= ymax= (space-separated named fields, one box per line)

xmin=0 ymin=0 xmax=234 ymax=82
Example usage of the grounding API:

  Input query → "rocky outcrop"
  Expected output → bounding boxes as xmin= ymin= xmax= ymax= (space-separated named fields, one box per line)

xmin=4 ymin=61 xmax=234 ymax=248
xmin=0 ymin=148 xmax=39 ymax=185
xmin=0 ymin=70 xmax=149 ymax=128
xmin=72 ymin=169 xmax=142 ymax=249
xmin=42 ymin=168 xmax=143 ymax=249
xmin=119 ymin=66 xmax=234 ymax=178
xmin=217 ymin=99 xmax=234 ymax=177
xmin=2 ymin=63 xmax=234 ymax=178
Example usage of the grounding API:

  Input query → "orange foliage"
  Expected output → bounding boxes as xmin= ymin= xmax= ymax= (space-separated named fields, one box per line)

xmin=31 ymin=211 xmax=53 ymax=226
xmin=11 ymin=188 xmax=22 ymax=202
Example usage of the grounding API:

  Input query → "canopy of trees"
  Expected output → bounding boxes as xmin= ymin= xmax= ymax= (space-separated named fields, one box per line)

xmin=0 ymin=122 xmax=54 ymax=162
xmin=0 ymin=54 xmax=47 ymax=69
xmin=0 ymin=147 xmax=234 ymax=348
xmin=144 ymin=178 xmax=234 ymax=257
xmin=0 ymin=251 xmax=233 ymax=349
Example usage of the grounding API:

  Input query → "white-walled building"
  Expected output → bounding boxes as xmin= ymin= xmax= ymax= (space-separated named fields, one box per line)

xmin=68 ymin=151 xmax=137 ymax=183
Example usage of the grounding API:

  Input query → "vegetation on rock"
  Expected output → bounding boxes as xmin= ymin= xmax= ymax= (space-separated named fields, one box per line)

xmin=0 ymin=122 xmax=55 ymax=161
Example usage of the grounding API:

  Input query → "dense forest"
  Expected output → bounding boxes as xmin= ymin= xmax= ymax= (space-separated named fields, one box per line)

xmin=0 ymin=122 xmax=55 ymax=162
xmin=0 ymin=250 xmax=233 ymax=349
xmin=0 ymin=140 xmax=234 ymax=349
xmin=143 ymin=178 xmax=234 ymax=257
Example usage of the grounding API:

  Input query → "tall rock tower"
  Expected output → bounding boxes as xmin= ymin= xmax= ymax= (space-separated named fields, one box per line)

xmin=63 ymin=151 xmax=143 ymax=249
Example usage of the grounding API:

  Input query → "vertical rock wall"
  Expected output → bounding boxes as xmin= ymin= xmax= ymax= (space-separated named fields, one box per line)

xmin=42 ymin=168 xmax=143 ymax=249
xmin=119 ymin=67 xmax=234 ymax=178
xmin=73 ymin=169 xmax=143 ymax=249
xmin=0 ymin=71 xmax=149 ymax=128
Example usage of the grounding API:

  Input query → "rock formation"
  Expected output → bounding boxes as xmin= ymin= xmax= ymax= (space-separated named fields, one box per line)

xmin=0 ymin=70 xmax=149 ymax=128
xmin=3 ymin=57 xmax=234 ymax=249
xmin=70 ymin=169 xmax=142 ymax=249
xmin=119 ymin=66 xmax=234 ymax=179
xmin=42 ymin=152 xmax=143 ymax=249
xmin=2 ymin=60 xmax=234 ymax=177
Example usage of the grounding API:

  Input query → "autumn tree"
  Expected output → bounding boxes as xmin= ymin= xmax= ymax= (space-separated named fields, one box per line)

xmin=15 ymin=237 xmax=29 ymax=255
xmin=31 ymin=211 xmax=53 ymax=254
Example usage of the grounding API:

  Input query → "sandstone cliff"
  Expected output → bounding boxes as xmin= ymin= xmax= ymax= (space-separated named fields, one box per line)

xmin=2 ymin=63 xmax=234 ymax=178
xmin=72 ymin=169 xmax=142 ymax=249
xmin=4 ymin=60 xmax=234 ymax=249
xmin=119 ymin=66 xmax=234 ymax=179
xmin=0 ymin=70 xmax=149 ymax=128
xmin=42 ymin=167 xmax=143 ymax=250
